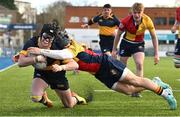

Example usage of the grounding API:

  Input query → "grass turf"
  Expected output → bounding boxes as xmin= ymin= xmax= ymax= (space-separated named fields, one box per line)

xmin=0 ymin=57 xmax=180 ymax=116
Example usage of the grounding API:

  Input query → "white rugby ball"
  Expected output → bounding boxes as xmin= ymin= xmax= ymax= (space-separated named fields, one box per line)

xmin=29 ymin=53 xmax=47 ymax=69
xmin=33 ymin=61 xmax=47 ymax=69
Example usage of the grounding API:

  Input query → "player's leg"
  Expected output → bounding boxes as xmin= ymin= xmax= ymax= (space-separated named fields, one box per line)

xmin=120 ymin=56 xmax=129 ymax=65
xmin=131 ymin=49 xmax=145 ymax=97
xmin=122 ymin=68 xmax=163 ymax=92
xmin=173 ymin=39 xmax=180 ymax=68
xmin=55 ymin=89 xmax=86 ymax=108
xmin=31 ymin=78 xmax=53 ymax=107
xmin=118 ymin=39 xmax=131 ymax=65
xmin=133 ymin=52 xmax=144 ymax=77
xmin=111 ymin=82 xmax=144 ymax=95
xmin=99 ymin=35 xmax=114 ymax=56
xmin=121 ymin=68 xmax=177 ymax=110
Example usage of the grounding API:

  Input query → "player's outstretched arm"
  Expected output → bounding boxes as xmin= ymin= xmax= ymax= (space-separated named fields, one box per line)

xmin=28 ymin=47 xmax=74 ymax=60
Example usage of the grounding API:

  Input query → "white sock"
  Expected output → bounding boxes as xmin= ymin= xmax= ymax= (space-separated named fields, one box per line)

xmin=161 ymin=89 xmax=170 ymax=98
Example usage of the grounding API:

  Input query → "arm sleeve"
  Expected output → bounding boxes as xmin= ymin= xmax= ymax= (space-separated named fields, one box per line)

xmin=20 ymin=37 xmax=37 ymax=56
xmin=40 ymin=49 xmax=74 ymax=60
xmin=147 ymin=18 xmax=155 ymax=32
xmin=40 ymin=39 xmax=84 ymax=60
xmin=113 ymin=15 xmax=120 ymax=26
xmin=88 ymin=15 xmax=100 ymax=25
xmin=118 ymin=17 xmax=127 ymax=31
xmin=23 ymin=37 xmax=37 ymax=50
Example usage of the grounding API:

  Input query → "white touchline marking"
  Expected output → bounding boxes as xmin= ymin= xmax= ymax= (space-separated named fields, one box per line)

xmin=94 ymin=90 xmax=115 ymax=92
xmin=177 ymin=79 xmax=180 ymax=81
xmin=0 ymin=63 xmax=17 ymax=72
xmin=94 ymin=89 xmax=180 ymax=92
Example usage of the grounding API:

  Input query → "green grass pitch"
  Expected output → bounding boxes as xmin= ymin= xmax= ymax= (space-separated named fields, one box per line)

xmin=0 ymin=57 xmax=180 ymax=116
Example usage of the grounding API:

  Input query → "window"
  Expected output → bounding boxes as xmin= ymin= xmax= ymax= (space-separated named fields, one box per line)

xmin=158 ymin=40 xmax=167 ymax=44
xmin=154 ymin=17 xmax=167 ymax=25
xmin=169 ymin=17 xmax=175 ymax=25
xmin=69 ymin=16 xmax=80 ymax=23
xmin=169 ymin=40 xmax=175 ymax=44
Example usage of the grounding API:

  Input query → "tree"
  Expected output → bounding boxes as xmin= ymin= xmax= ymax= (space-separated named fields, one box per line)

xmin=37 ymin=1 xmax=72 ymax=28
xmin=0 ymin=0 xmax=17 ymax=10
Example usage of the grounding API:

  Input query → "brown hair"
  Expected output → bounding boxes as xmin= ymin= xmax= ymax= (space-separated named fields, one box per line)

xmin=132 ymin=2 xmax=144 ymax=12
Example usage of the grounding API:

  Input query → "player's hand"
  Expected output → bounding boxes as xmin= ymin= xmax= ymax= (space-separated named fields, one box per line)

xmin=81 ymin=24 xmax=89 ymax=28
xmin=154 ymin=55 xmax=160 ymax=65
xmin=27 ymin=47 xmax=41 ymax=55
xmin=111 ymin=50 xmax=117 ymax=58
xmin=171 ymin=26 xmax=176 ymax=33
xmin=52 ymin=64 xmax=63 ymax=72
xmin=12 ymin=53 xmax=20 ymax=62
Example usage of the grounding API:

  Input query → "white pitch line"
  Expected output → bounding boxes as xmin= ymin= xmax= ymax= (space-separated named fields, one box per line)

xmin=0 ymin=63 xmax=17 ymax=72
xmin=94 ymin=89 xmax=180 ymax=92
xmin=94 ymin=90 xmax=115 ymax=92
xmin=177 ymin=79 xmax=180 ymax=81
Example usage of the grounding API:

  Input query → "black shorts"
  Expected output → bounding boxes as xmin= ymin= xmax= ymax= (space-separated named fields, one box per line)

xmin=95 ymin=55 xmax=127 ymax=89
xmin=118 ymin=39 xmax=145 ymax=57
xmin=34 ymin=70 xmax=69 ymax=90
xmin=174 ymin=39 xmax=180 ymax=55
xmin=99 ymin=35 xmax=115 ymax=53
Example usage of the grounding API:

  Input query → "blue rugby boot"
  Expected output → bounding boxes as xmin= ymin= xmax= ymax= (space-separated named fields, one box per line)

xmin=152 ymin=77 xmax=172 ymax=89
xmin=162 ymin=88 xmax=177 ymax=110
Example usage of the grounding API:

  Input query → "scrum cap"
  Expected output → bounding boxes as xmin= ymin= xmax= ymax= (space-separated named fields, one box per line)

xmin=40 ymin=24 xmax=56 ymax=37
xmin=53 ymin=30 xmax=71 ymax=49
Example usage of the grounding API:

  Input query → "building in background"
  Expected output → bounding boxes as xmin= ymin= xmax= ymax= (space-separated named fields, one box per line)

xmin=15 ymin=0 xmax=37 ymax=47
xmin=0 ymin=5 xmax=17 ymax=48
xmin=0 ymin=0 xmax=37 ymax=57
xmin=15 ymin=0 xmax=36 ymax=24
xmin=65 ymin=6 xmax=177 ymax=56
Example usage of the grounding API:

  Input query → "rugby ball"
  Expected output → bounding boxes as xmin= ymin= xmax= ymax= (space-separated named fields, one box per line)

xmin=29 ymin=53 xmax=47 ymax=69
xmin=33 ymin=59 xmax=47 ymax=69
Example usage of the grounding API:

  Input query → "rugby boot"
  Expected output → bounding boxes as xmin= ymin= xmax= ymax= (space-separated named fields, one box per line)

xmin=152 ymin=77 xmax=172 ymax=89
xmin=71 ymin=91 xmax=87 ymax=105
xmin=42 ymin=92 xmax=53 ymax=108
xmin=163 ymin=88 xmax=177 ymax=110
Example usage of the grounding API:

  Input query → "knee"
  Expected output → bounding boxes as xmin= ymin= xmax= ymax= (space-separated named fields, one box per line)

xmin=136 ymin=63 xmax=143 ymax=70
xmin=65 ymin=104 xmax=74 ymax=108
xmin=63 ymin=102 xmax=74 ymax=108
xmin=61 ymin=99 xmax=75 ymax=108
xmin=31 ymin=95 xmax=42 ymax=102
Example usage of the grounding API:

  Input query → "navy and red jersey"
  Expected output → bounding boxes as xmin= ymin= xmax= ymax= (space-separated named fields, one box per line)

xmin=76 ymin=49 xmax=102 ymax=73
xmin=75 ymin=49 xmax=126 ymax=88
xmin=119 ymin=14 xmax=155 ymax=42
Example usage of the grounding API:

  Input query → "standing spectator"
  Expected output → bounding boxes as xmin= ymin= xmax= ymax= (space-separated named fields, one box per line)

xmin=81 ymin=4 xmax=120 ymax=56
xmin=171 ymin=7 xmax=180 ymax=68
xmin=112 ymin=3 xmax=159 ymax=97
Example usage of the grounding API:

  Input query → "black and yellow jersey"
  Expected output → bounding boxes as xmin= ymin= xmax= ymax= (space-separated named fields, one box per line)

xmin=68 ymin=39 xmax=84 ymax=57
xmin=19 ymin=36 xmax=70 ymax=70
xmin=88 ymin=14 xmax=120 ymax=36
